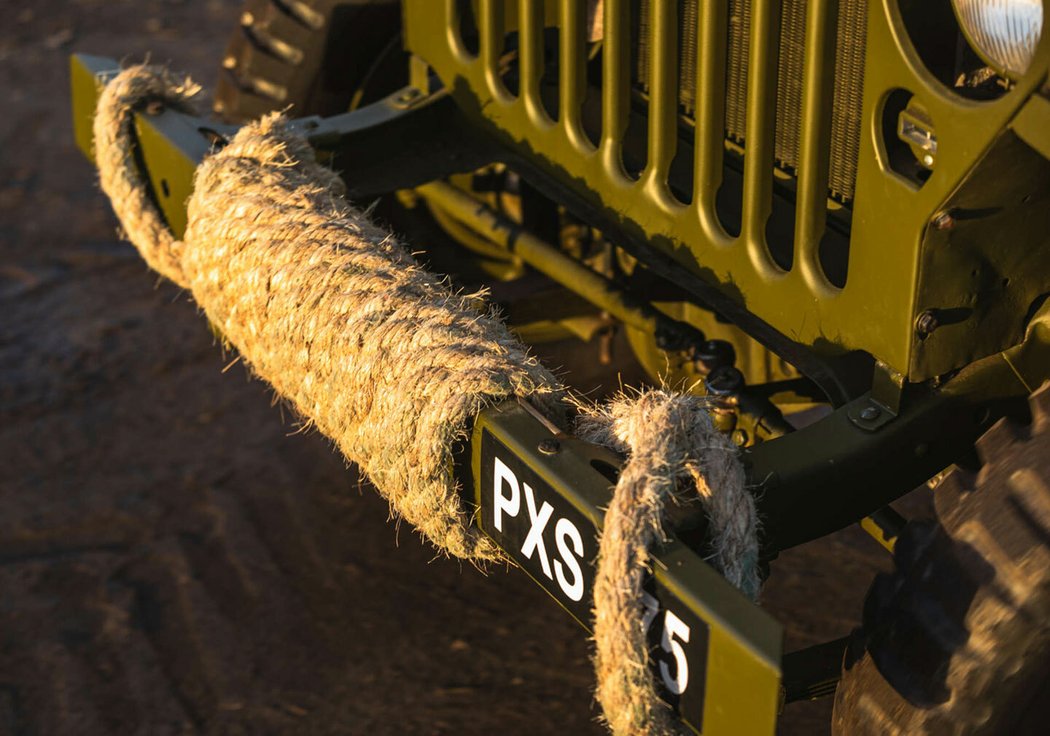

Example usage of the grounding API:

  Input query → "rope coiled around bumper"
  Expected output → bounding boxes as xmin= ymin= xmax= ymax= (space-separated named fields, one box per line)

xmin=94 ymin=64 xmax=760 ymax=734
xmin=96 ymin=65 xmax=563 ymax=562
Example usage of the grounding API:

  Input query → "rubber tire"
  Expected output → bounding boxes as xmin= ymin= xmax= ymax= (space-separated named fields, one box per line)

xmin=833 ymin=383 xmax=1050 ymax=735
xmin=213 ymin=0 xmax=403 ymax=122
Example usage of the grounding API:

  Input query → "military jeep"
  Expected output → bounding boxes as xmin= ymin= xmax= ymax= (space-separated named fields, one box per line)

xmin=72 ymin=0 xmax=1050 ymax=732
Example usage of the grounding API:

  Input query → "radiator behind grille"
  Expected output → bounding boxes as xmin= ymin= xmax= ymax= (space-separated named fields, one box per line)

xmin=639 ymin=0 xmax=868 ymax=202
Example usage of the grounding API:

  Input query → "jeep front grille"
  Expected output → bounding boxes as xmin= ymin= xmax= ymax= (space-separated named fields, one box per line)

xmin=637 ymin=0 xmax=867 ymax=202
xmin=401 ymin=0 xmax=942 ymax=378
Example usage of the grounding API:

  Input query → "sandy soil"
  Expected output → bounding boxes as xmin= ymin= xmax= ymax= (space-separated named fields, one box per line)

xmin=0 ymin=2 xmax=922 ymax=733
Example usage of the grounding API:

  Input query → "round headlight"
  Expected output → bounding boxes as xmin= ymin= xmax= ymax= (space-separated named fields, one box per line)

xmin=951 ymin=0 xmax=1043 ymax=78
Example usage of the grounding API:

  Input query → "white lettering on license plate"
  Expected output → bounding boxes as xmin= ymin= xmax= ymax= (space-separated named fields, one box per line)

xmin=493 ymin=455 xmax=586 ymax=602
xmin=488 ymin=449 xmax=698 ymax=701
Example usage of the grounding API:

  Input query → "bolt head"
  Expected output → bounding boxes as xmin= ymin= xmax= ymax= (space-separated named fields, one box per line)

xmin=695 ymin=339 xmax=736 ymax=371
xmin=915 ymin=310 xmax=940 ymax=338
xmin=860 ymin=405 xmax=881 ymax=421
xmin=932 ymin=211 xmax=955 ymax=231
xmin=705 ymin=365 xmax=744 ymax=396
xmin=537 ymin=438 xmax=560 ymax=455
xmin=396 ymin=87 xmax=422 ymax=105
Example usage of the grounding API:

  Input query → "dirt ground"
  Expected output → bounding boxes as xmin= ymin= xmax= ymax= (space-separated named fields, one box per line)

xmin=0 ymin=2 xmax=926 ymax=733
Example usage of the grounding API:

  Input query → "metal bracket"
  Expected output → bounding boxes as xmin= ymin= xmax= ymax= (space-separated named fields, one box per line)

xmin=845 ymin=360 xmax=904 ymax=431
xmin=845 ymin=396 xmax=895 ymax=431
xmin=471 ymin=402 xmax=782 ymax=735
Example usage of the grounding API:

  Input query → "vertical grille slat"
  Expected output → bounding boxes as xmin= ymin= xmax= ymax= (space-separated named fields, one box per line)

xmin=693 ymin=0 xmax=728 ymax=221
xmin=468 ymin=0 xmax=870 ymax=279
xmin=795 ymin=0 xmax=838 ymax=281
xmin=560 ymin=0 xmax=588 ymax=145
xmin=478 ymin=0 xmax=505 ymax=95
xmin=660 ymin=0 xmax=868 ymax=204
xmin=519 ymin=0 xmax=545 ymax=115
xmin=740 ymin=0 xmax=780 ymax=253
xmin=602 ymin=0 xmax=632 ymax=170
xmin=646 ymin=0 xmax=679 ymax=184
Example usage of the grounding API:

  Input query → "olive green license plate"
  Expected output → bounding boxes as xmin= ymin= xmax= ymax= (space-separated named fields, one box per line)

xmin=471 ymin=402 xmax=783 ymax=735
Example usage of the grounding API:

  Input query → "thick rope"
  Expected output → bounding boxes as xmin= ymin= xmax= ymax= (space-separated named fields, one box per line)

xmin=578 ymin=391 xmax=760 ymax=736
xmin=96 ymin=65 xmax=563 ymax=561
xmin=94 ymin=64 xmax=760 ymax=733
xmin=94 ymin=66 xmax=200 ymax=288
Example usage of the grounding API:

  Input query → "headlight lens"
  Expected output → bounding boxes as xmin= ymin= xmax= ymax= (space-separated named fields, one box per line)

xmin=951 ymin=0 xmax=1043 ymax=78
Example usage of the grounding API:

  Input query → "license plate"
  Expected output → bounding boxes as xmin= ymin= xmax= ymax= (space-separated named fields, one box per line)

xmin=472 ymin=402 xmax=782 ymax=735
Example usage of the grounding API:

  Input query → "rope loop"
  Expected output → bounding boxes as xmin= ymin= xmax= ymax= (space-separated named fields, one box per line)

xmin=578 ymin=389 xmax=760 ymax=735
xmin=94 ymin=65 xmax=200 ymax=287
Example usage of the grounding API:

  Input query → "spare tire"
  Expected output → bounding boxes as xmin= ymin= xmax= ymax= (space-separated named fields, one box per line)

xmin=214 ymin=0 xmax=404 ymax=122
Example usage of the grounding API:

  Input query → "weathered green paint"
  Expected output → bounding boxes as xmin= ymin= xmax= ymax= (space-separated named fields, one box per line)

xmin=910 ymin=129 xmax=1050 ymax=379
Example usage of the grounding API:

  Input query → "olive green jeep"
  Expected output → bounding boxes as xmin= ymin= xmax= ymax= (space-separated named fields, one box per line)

xmin=72 ymin=0 xmax=1050 ymax=732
